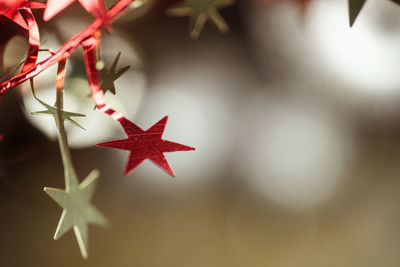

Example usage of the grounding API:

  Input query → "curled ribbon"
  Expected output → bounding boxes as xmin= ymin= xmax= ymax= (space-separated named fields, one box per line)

xmin=21 ymin=8 xmax=41 ymax=73
xmin=82 ymin=31 xmax=133 ymax=129
xmin=0 ymin=0 xmax=136 ymax=97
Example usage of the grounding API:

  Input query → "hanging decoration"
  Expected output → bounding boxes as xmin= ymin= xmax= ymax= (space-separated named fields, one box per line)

xmin=99 ymin=51 xmax=130 ymax=95
xmin=97 ymin=116 xmax=195 ymax=176
xmin=2 ymin=0 xmax=400 ymax=261
xmin=31 ymin=61 xmax=107 ymax=258
xmin=166 ymin=0 xmax=235 ymax=39
xmin=43 ymin=0 xmax=107 ymax=21
xmin=0 ymin=0 xmax=195 ymax=258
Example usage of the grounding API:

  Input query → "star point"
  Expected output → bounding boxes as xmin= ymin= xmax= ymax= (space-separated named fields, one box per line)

xmin=349 ymin=0 xmax=366 ymax=26
xmin=43 ymin=0 xmax=107 ymax=21
xmin=100 ymin=52 xmax=130 ymax=95
xmin=166 ymin=0 xmax=235 ymax=39
xmin=97 ymin=116 xmax=195 ymax=176
xmin=31 ymin=90 xmax=86 ymax=130
xmin=45 ymin=169 xmax=108 ymax=259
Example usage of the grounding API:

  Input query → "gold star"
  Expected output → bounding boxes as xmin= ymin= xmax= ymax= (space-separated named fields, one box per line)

xmin=30 ymin=81 xmax=86 ymax=130
xmin=166 ymin=0 xmax=235 ymax=39
xmin=99 ymin=52 xmax=130 ymax=95
xmin=88 ymin=52 xmax=130 ymax=109
xmin=44 ymin=169 xmax=108 ymax=259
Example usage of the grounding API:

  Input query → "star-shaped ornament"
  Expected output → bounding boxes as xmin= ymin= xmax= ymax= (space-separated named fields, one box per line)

xmin=166 ymin=0 xmax=235 ymax=39
xmin=97 ymin=116 xmax=195 ymax=176
xmin=88 ymin=52 xmax=130 ymax=108
xmin=99 ymin=52 xmax=130 ymax=95
xmin=0 ymin=0 xmax=45 ymax=29
xmin=45 ymin=169 xmax=108 ymax=259
xmin=44 ymin=0 xmax=107 ymax=21
xmin=31 ymin=83 xmax=86 ymax=130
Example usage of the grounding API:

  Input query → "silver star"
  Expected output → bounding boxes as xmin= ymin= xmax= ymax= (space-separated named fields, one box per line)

xmin=167 ymin=0 xmax=235 ymax=39
xmin=45 ymin=169 xmax=108 ymax=259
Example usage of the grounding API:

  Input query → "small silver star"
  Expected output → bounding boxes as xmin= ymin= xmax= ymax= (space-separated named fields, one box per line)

xmin=45 ymin=169 xmax=108 ymax=259
xmin=30 ymin=83 xmax=86 ymax=130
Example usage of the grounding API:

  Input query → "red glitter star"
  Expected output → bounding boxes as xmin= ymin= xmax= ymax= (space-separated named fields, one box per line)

xmin=44 ymin=0 xmax=106 ymax=21
xmin=97 ymin=116 xmax=195 ymax=176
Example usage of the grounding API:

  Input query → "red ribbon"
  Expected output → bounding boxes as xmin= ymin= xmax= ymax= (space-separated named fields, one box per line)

xmin=0 ymin=0 xmax=135 ymax=97
xmin=21 ymin=8 xmax=40 ymax=73
xmin=82 ymin=32 xmax=131 ymax=126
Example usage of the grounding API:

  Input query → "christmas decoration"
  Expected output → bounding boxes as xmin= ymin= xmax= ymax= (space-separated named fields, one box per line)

xmin=0 ymin=0 xmax=130 ymax=94
xmin=97 ymin=116 xmax=195 ymax=176
xmin=45 ymin=168 xmax=108 ymax=259
xmin=166 ymin=0 xmax=235 ymax=39
xmin=31 ymin=61 xmax=107 ymax=258
xmin=0 ymin=0 xmax=44 ymax=75
xmin=43 ymin=0 xmax=107 ymax=21
xmin=0 ymin=0 xmax=44 ymax=29
xmin=99 ymin=51 xmax=130 ymax=95
xmin=31 ymin=84 xmax=86 ymax=130
xmin=0 ymin=0 xmax=400 ymax=267
xmin=260 ymin=0 xmax=400 ymax=26
xmin=0 ymin=0 xmax=194 ymax=259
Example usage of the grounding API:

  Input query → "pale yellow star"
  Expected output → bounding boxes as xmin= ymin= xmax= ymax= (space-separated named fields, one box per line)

xmin=166 ymin=0 xmax=235 ymax=39
xmin=44 ymin=169 xmax=108 ymax=259
xmin=30 ymin=79 xmax=86 ymax=130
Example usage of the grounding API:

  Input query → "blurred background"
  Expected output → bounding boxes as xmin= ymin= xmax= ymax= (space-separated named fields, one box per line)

xmin=2 ymin=0 xmax=400 ymax=266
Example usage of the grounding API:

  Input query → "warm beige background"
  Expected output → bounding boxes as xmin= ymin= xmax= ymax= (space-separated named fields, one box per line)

xmin=2 ymin=0 xmax=400 ymax=266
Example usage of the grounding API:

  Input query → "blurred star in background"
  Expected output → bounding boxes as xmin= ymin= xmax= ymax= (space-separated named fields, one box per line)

xmin=2 ymin=0 xmax=400 ymax=266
